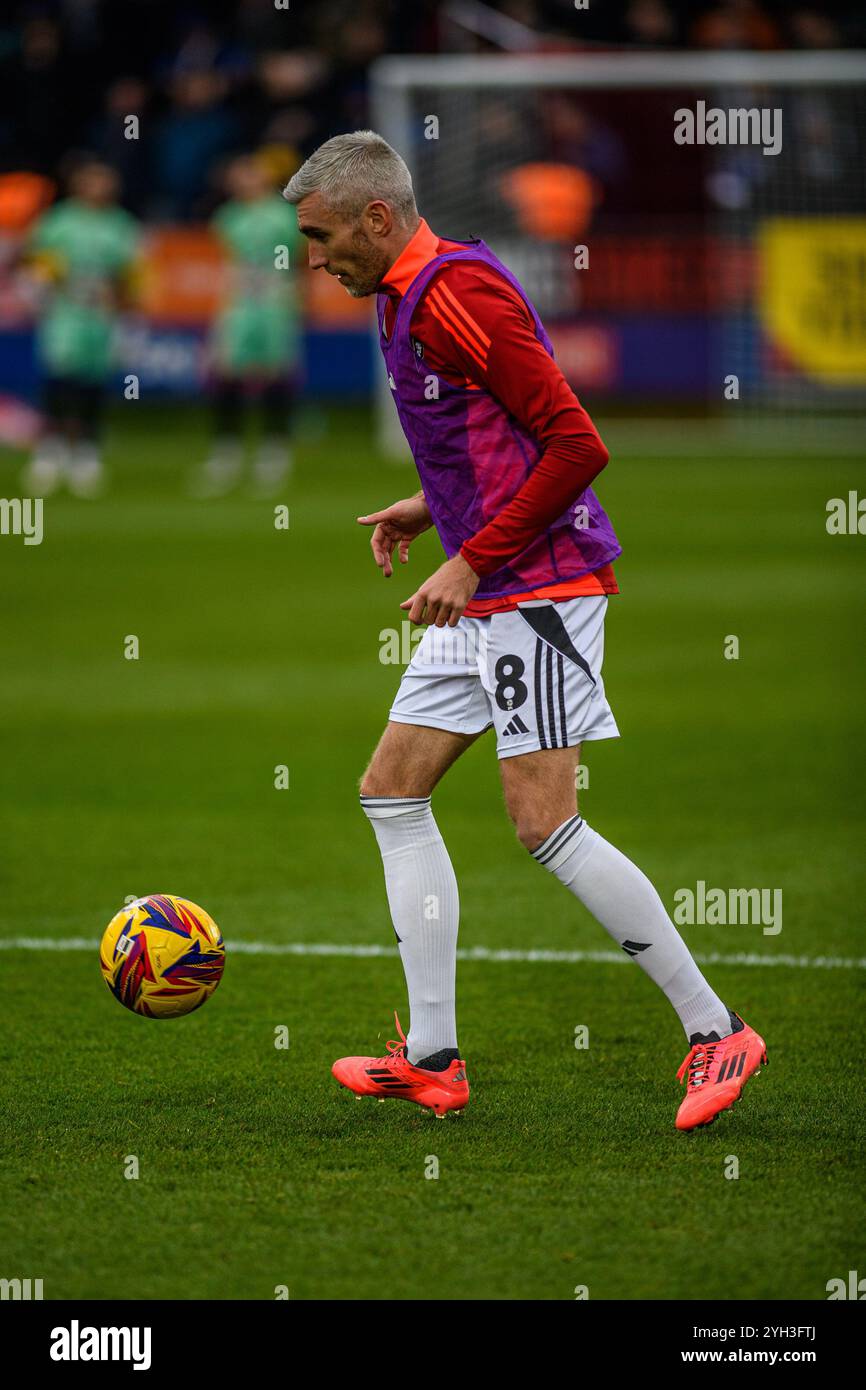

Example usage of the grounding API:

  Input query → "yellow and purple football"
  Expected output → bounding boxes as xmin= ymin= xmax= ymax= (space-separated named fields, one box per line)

xmin=99 ymin=894 xmax=225 ymax=1019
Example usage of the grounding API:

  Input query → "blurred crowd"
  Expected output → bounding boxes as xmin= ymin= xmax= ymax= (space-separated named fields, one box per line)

xmin=0 ymin=0 xmax=861 ymax=221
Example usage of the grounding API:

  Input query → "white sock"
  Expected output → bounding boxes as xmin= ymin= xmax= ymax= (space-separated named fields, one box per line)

xmin=531 ymin=816 xmax=731 ymax=1040
xmin=67 ymin=442 xmax=105 ymax=498
xmin=194 ymin=439 xmax=243 ymax=496
xmin=23 ymin=435 xmax=68 ymax=494
xmin=361 ymin=795 xmax=459 ymax=1064
xmin=253 ymin=436 xmax=292 ymax=490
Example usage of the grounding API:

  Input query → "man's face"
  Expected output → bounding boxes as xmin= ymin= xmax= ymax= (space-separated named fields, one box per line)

xmin=72 ymin=164 xmax=118 ymax=206
xmin=295 ymin=191 xmax=391 ymax=298
xmin=227 ymin=157 xmax=268 ymax=202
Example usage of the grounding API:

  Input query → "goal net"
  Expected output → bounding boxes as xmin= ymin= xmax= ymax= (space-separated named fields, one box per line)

xmin=371 ymin=51 xmax=866 ymax=456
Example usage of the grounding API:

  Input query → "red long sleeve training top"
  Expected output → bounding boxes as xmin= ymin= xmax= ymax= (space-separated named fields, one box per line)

xmin=379 ymin=219 xmax=618 ymax=617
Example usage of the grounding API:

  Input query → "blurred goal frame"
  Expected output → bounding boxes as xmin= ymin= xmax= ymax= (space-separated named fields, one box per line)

xmin=370 ymin=50 xmax=866 ymax=458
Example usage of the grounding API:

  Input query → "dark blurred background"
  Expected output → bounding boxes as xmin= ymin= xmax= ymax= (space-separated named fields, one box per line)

xmin=0 ymin=0 xmax=864 ymax=445
xmin=2 ymin=1 xmax=863 ymax=219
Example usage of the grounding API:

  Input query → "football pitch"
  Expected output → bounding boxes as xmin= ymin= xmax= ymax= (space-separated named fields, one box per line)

xmin=0 ymin=405 xmax=863 ymax=1301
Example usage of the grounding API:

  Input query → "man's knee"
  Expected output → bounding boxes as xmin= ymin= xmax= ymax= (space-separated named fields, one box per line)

xmin=503 ymin=786 xmax=578 ymax=852
xmin=359 ymin=753 xmax=401 ymax=799
xmin=359 ymin=724 xmax=410 ymax=798
xmin=500 ymin=747 xmax=580 ymax=851
xmin=510 ymin=807 xmax=569 ymax=852
xmin=359 ymin=764 xmax=403 ymax=798
xmin=358 ymin=730 xmax=432 ymax=798
xmin=359 ymin=722 xmax=473 ymax=799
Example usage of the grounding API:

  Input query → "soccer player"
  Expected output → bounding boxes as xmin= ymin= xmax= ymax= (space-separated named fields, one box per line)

xmin=284 ymin=132 xmax=768 ymax=1132
xmin=22 ymin=158 xmax=140 ymax=497
xmin=195 ymin=153 xmax=303 ymax=497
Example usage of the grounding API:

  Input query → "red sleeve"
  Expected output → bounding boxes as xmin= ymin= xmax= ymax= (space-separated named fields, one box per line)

xmin=410 ymin=261 xmax=609 ymax=577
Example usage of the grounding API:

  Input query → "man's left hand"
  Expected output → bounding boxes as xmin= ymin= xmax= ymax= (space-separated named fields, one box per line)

xmin=400 ymin=553 xmax=480 ymax=627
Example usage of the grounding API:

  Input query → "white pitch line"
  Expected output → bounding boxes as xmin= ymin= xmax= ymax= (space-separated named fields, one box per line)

xmin=0 ymin=937 xmax=863 ymax=970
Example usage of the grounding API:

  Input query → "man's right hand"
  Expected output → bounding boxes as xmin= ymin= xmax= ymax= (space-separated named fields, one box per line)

xmin=357 ymin=494 xmax=433 ymax=578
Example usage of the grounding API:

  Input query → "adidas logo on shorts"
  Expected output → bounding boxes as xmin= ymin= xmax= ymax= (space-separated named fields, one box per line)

xmin=502 ymin=714 xmax=530 ymax=736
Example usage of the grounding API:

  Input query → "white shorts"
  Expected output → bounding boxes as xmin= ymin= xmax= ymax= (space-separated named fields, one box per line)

xmin=389 ymin=596 xmax=619 ymax=760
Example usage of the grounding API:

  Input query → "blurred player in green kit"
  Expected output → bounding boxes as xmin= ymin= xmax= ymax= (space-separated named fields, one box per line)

xmin=195 ymin=153 xmax=304 ymax=497
xmin=23 ymin=158 xmax=140 ymax=498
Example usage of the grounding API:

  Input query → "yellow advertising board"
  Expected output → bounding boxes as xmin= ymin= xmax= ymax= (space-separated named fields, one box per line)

xmin=759 ymin=218 xmax=866 ymax=383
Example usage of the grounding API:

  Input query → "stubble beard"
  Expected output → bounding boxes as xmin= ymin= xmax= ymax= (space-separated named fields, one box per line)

xmin=343 ymin=228 xmax=390 ymax=298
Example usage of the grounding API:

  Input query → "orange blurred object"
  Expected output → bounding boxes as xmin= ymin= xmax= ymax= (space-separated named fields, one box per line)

xmin=499 ymin=163 xmax=598 ymax=241
xmin=0 ymin=172 xmax=55 ymax=232
xmin=137 ymin=227 xmax=227 ymax=324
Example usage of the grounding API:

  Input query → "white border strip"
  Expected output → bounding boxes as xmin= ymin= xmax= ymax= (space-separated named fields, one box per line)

xmin=372 ymin=51 xmax=866 ymax=90
xmin=0 ymin=937 xmax=862 ymax=970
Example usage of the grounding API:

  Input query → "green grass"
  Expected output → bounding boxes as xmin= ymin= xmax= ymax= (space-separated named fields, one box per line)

xmin=0 ymin=405 xmax=864 ymax=1300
